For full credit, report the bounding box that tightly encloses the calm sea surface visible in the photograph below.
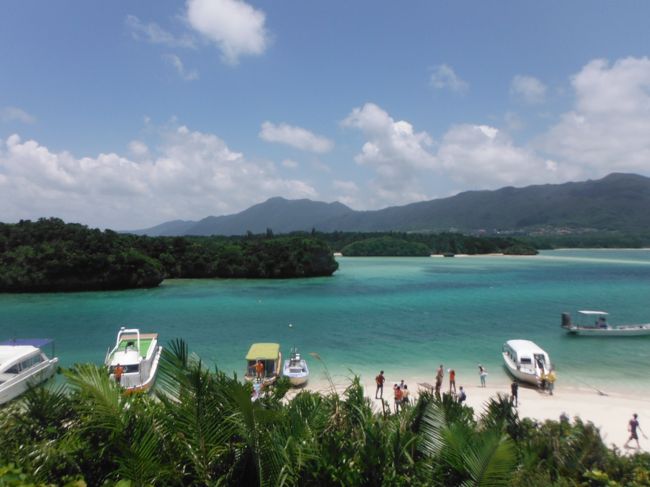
[2,250,649,392]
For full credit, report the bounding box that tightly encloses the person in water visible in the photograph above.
[375,370,385,399]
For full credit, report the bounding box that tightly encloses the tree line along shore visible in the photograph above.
[0,340,649,486]
[4,218,648,293]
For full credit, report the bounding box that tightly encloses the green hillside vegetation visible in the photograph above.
[0,219,338,292]
[341,237,431,256]
[1,341,648,486]
[315,231,538,256]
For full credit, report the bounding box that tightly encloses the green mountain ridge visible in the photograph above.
[133,173,650,236]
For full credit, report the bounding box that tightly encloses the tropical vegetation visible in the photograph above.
[0,219,339,292]
[1,341,648,486]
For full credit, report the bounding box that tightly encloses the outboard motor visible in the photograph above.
[561,312,572,329]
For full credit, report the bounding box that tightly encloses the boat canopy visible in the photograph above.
[578,310,608,315]
[505,339,547,356]
[0,338,54,348]
[246,343,280,361]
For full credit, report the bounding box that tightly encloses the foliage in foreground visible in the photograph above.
[1,341,648,486]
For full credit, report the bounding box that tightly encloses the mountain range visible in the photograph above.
[132,173,650,236]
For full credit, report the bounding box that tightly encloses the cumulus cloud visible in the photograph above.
[0,126,317,229]
[342,103,437,206]
[259,121,333,153]
[163,54,199,80]
[539,57,650,175]
[437,124,564,186]
[511,75,547,104]
[186,0,269,64]
[332,180,359,193]
[430,64,469,93]
[125,15,195,48]
[281,159,298,169]
[1,106,36,124]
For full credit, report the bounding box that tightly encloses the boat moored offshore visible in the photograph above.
[105,327,162,393]
[561,311,650,337]
[0,339,58,405]
[282,347,309,386]
[502,339,552,387]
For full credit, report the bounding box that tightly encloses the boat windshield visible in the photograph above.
[289,367,303,373]
[520,358,532,365]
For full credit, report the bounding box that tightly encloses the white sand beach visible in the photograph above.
[295,374,650,453]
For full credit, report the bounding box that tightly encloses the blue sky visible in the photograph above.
[1,1,650,229]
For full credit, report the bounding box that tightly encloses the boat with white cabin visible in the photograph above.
[282,347,309,386]
[561,311,650,336]
[0,339,58,405]
[502,339,552,386]
[105,327,162,393]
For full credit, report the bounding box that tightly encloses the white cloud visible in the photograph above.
[430,64,469,93]
[128,140,150,159]
[342,102,437,206]
[163,54,199,81]
[0,127,317,229]
[539,57,650,175]
[125,15,195,48]
[510,75,547,104]
[281,159,298,169]
[332,180,359,193]
[186,0,269,64]
[437,124,565,187]
[1,106,36,124]
[259,122,333,153]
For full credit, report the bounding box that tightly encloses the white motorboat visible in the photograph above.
[0,339,58,405]
[282,348,309,386]
[105,327,162,393]
[502,339,552,387]
[561,311,650,337]
[245,343,282,386]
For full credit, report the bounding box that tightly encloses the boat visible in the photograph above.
[0,339,59,405]
[502,339,552,386]
[105,327,162,393]
[561,311,650,336]
[244,343,282,385]
[282,347,309,386]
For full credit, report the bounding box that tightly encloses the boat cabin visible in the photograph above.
[0,339,58,404]
[245,343,281,382]
[503,339,551,374]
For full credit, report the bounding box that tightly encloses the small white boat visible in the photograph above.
[244,343,282,386]
[502,339,552,386]
[282,348,309,386]
[561,311,650,337]
[0,339,58,404]
[105,327,162,393]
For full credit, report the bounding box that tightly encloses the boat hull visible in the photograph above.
[502,352,540,386]
[565,326,650,337]
[0,358,58,405]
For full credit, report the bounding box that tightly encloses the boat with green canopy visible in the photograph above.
[245,343,282,385]
[105,327,162,393]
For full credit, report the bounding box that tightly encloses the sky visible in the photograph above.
[1,1,650,229]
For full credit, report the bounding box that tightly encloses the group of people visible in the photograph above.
[374,371,411,412]
[433,365,466,404]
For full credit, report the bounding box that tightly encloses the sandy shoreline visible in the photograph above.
[288,373,650,452]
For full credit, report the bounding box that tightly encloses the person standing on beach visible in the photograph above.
[478,364,487,387]
[449,369,456,394]
[393,384,403,413]
[375,370,385,399]
[458,386,466,404]
[546,369,556,395]
[624,413,646,449]
[511,380,519,406]
[435,365,444,397]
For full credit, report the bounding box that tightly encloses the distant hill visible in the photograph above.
[132,173,650,236]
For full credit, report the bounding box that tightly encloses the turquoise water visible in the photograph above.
[1,250,649,392]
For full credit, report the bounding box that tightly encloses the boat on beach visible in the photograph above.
[282,347,309,386]
[561,311,650,336]
[245,343,282,385]
[502,339,552,386]
[0,339,59,404]
[105,327,162,393]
